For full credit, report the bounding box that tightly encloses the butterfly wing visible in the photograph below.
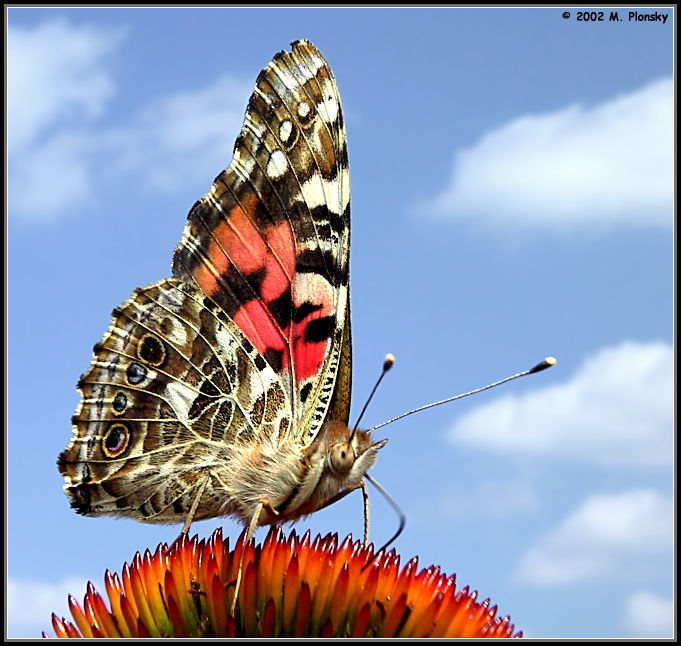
[172,40,352,444]
[59,41,352,524]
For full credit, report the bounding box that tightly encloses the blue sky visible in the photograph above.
[6,6,674,639]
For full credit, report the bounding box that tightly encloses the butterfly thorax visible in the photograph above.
[272,422,386,524]
[216,421,385,527]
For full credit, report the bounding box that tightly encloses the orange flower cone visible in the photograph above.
[46,527,521,638]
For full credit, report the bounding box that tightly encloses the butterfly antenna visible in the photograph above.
[361,473,405,572]
[367,356,556,434]
[350,354,395,442]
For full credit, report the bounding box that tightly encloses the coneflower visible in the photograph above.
[46,527,521,638]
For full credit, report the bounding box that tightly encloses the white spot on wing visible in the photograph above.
[298,102,310,118]
[266,149,288,179]
[214,325,241,358]
[163,317,188,347]
[319,94,338,124]
[298,52,325,81]
[166,381,199,425]
[293,272,335,308]
[157,285,184,310]
[280,120,293,144]
[298,168,349,216]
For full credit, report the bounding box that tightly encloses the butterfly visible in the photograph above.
[58,40,387,551]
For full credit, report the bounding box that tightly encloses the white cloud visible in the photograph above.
[513,489,672,586]
[111,76,251,194]
[7,20,251,222]
[7,576,90,638]
[622,590,674,638]
[418,78,672,232]
[7,20,122,157]
[9,130,97,216]
[7,20,122,221]
[447,341,673,470]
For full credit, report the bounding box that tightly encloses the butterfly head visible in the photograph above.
[304,421,387,498]
[326,427,387,480]
[328,441,355,475]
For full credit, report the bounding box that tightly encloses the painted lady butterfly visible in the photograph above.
[58,40,386,546]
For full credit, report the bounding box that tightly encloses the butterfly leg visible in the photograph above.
[361,480,370,548]
[169,474,210,551]
[230,499,271,616]
[310,481,371,547]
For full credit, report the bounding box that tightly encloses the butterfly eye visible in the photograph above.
[328,442,355,475]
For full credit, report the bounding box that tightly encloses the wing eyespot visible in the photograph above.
[137,333,166,367]
[102,422,131,459]
[112,391,129,415]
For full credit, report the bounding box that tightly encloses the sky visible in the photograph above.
[6,6,674,639]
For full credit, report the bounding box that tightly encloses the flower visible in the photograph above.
[46,527,521,638]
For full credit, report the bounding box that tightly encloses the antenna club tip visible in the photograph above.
[383,354,395,371]
[529,356,557,374]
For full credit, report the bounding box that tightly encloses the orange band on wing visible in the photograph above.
[194,195,266,297]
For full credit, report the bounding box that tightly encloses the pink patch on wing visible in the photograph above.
[231,221,298,375]
[197,203,336,387]
[234,300,290,371]
[290,273,335,382]
[293,328,329,382]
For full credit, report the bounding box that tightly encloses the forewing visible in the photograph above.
[172,40,351,445]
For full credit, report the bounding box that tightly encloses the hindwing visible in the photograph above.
[59,279,291,521]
